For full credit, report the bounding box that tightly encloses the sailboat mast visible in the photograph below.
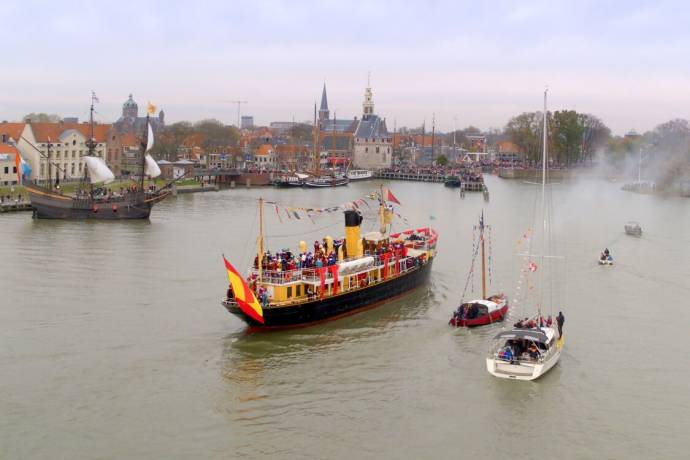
[140,115,149,191]
[87,93,97,196]
[258,196,264,283]
[87,93,96,156]
[539,88,548,316]
[480,215,487,300]
[313,103,319,175]
[379,184,386,234]
[45,139,51,190]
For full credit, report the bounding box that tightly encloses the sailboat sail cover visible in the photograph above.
[146,123,154,152]
[84,156,115,184]
[145,154,161,178]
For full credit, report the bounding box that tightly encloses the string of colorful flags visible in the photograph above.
[263,188,408,225]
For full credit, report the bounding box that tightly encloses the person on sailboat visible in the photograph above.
[528,342,540,360]
[556,311,565,337]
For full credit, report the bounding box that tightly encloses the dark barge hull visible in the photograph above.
[26,185,170,219]
[225,259,434,329]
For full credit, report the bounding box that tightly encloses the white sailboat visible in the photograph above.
[486,89,564,381]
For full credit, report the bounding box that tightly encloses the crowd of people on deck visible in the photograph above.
[497,311,565,363]
[72,184,157,203]
[227,235,423,305]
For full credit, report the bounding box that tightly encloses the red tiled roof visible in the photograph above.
[0,143,19,154]
[0,123,26,142]
[30,122,111,143]
[256,144,273,156]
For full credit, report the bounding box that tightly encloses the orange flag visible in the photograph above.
[223,256,264,324]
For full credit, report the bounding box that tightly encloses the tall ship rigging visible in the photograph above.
[221,188,437,329]
[486,89,565,381]
[24,93,171,219]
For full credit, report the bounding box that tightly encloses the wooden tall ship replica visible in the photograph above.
[25,94,170,219]
[221,190,437,328]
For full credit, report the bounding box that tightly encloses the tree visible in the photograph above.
[436,154,448,166]
[288,123,314,143]
[23,112,61,123]
[193,119,240,150]
[505,112,543,163]
[579,114,610,164]
[551,110,583,166]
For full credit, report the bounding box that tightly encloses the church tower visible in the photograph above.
[362,80,374,120]
[122,94,138,119]
[318,83,329,121]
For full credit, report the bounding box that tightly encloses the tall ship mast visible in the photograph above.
[24,93,171,219]
[221,188,437,328]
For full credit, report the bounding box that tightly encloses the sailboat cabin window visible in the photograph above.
[287,286,292,297]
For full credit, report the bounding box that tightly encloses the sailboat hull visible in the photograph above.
[26,185,170,220]
[486,348,561,381]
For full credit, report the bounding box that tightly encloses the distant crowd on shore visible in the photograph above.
[0,194,27,205]
[380,166,484,183]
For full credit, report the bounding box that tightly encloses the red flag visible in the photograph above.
[387,188,401,205]
[223,256,264,324]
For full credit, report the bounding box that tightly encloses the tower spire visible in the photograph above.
[362,76,374,120]
[319,83,329,121]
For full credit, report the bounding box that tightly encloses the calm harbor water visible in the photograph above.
[1,175,689,459]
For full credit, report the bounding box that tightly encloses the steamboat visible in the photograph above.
[221,190,437,329]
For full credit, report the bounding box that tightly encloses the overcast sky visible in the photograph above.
[2,0,689,134]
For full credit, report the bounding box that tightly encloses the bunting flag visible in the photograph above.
[223,256,264,324]
[386,188,401,205]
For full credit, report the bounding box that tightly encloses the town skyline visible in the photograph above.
[3,1,690,135]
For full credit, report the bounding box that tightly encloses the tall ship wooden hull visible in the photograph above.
[224,255,433,328]
[26,185,170,219]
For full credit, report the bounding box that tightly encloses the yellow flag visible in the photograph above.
[147,101,156,115]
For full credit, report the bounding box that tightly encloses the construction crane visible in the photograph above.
[220,100,248,128]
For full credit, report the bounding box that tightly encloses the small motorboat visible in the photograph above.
[625,221,642,237]
[346,169,373,181]
[444,176,462,188]
[449,295,508,327]
[598,256,614,265]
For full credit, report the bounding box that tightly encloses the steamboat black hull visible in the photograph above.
[224,258,433,329]
[26,186,170,220]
